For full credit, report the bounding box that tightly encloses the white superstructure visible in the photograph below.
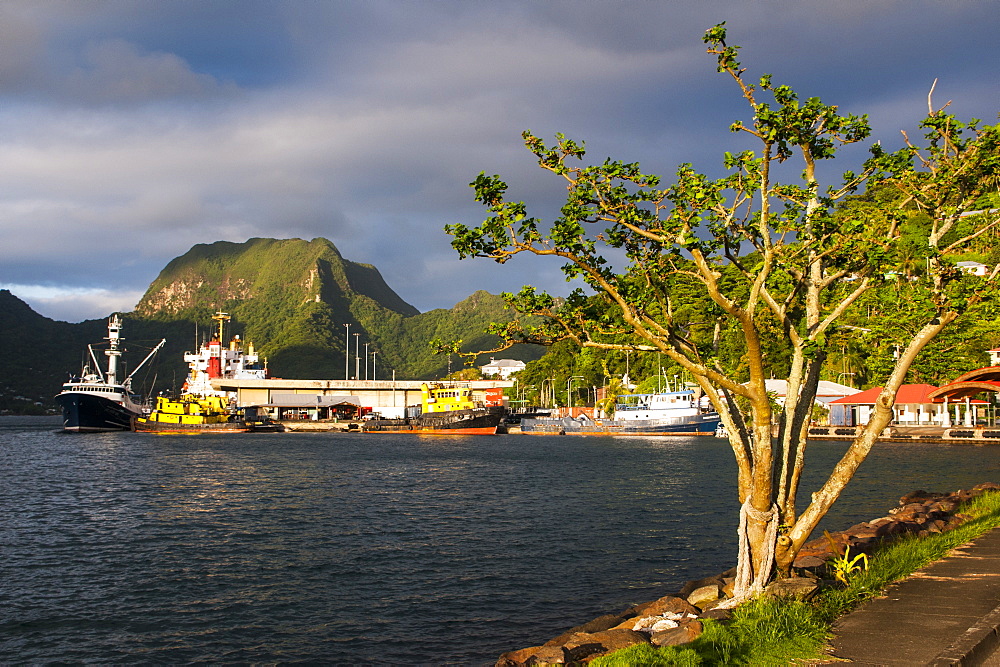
[182,312,268,397]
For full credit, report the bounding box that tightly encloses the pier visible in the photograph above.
[211,377,514,420]
[807,424,1000,444]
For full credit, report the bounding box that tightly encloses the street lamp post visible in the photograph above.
[541,378,555,408]
[353,333,360,379]
[344,323,350,381]
[371,350,377,381]
[364,343,370,380]
[567,375,585,410]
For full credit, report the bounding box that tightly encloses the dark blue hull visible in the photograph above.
[55,392,138,432]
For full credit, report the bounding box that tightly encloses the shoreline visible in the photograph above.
[496,482,1000,666]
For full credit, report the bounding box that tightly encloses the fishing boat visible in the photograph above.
[55,315,165,432]
[362,382,505,435]
[519,390,720,436]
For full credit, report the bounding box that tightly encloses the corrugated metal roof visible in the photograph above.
[258,394,362,408]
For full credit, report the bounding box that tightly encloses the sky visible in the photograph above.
[0,1,997,322]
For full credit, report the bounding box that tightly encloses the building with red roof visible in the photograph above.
[829,383,988,427]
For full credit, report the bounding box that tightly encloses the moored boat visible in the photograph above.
[133,311,278,433]
[520,390,720,435]
[181,311,269,396]
[134,393,273,433]
[363,382,505,435]
[55,315,165,432]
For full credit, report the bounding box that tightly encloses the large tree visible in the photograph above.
[445,24,1000,598]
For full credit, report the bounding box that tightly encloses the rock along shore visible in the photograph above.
[496,482,1000,666]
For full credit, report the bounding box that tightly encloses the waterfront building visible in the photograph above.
[764,379,860,407]
[212,377,513,420]
[480,358,526,380]
[829,383,990,427]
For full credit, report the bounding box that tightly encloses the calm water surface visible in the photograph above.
[3,415,1000,664]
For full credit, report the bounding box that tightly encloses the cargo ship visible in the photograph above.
[519,390,720,435]
[133,311,277,433]
[55,315,165,432]
[362,382,505,435]
[180,311,269,396]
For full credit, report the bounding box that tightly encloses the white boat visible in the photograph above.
[520,390,720,435]
[55,315,165,432]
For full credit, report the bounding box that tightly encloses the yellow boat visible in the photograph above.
[362,382,505,435]
[134,393,266,433]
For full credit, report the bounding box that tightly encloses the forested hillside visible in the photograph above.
[0,238,543,413]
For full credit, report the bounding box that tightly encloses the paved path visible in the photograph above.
[827,527,1000,665]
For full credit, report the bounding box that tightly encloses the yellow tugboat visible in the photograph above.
[133,311,278,433]
[134,393,258,433]
[362,382,505,435]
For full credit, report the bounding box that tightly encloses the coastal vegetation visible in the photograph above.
[589,488,1000,665]
[446,21,1000,591]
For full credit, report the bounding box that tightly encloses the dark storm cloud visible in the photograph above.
[0,0,995,320]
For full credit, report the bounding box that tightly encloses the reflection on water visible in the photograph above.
[2,416,999,663]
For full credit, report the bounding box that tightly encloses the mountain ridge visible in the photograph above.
[0,238,542,413]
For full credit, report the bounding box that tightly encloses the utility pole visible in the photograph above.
[353,333,360,380]
[344,323,350,381]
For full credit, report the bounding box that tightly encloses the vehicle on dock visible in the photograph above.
[520,390,720,436]
[362,382,505,435]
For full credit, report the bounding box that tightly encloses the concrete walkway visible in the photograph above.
[827,526,1000,665]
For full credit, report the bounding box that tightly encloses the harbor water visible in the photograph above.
[3,415,1000,664]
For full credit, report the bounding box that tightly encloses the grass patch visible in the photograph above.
[592,489,1000,666]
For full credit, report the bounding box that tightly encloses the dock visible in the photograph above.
[807,424,1000,445]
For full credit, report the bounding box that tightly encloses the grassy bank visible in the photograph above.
[592,490,1000,666]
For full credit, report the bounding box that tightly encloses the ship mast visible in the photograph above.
[207,311,231,380]
[213,311,230,342]
[104,314,123,386]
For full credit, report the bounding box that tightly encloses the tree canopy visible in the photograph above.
[445,23,1000,593]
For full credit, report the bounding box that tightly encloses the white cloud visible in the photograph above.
[0,284,143,322]
[0,1,996,323]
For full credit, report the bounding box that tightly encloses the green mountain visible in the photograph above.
[0,237,542,413]
[134,237,540,379]
[0,290,189,414]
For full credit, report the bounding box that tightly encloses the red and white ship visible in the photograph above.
[181,311,269,397]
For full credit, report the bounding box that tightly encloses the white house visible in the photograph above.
[956,261,989,276]
[480,358,526,380]
[763,379,861,406]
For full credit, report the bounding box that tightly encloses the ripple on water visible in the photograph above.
[3,418,1000,663]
